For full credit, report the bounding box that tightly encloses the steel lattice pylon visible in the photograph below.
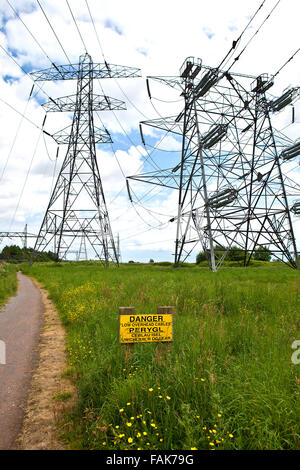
[128,57,300,270]
[31,53,140,265]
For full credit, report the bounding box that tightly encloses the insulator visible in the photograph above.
[281,141,300,160]
[251,74,274,94]
[194,69,219,98]
[181,60,193,78]
[126,179,132,202]
[242,123,252,133]
[29,84,35,98]
[139,124,145,145]
[190,65,202,80]
[180,57,202,80]
[291,201,300,215]
[105,61,111,74]
[201,124,228,149]
[172,164,180,173]
[269,88,299,112]
[146,78,152,99]
[207,187,237,209]
[175,111,184,122]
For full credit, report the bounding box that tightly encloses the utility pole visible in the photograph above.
[31,53,140,266]
[128,57,300,270]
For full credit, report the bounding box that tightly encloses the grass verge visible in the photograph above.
[20,262,300,450]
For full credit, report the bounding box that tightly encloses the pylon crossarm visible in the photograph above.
[30,62,141,81]
[43,94,126,112]
[52,125,112,144]
[141,116,184,136]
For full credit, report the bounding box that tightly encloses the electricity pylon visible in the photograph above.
[0,224,35,249]
[31,53,140,265]
[128,57,300,270]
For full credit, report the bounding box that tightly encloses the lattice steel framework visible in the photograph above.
[31,53,140,265]
[128,57,300,270]
[0,224,35,249]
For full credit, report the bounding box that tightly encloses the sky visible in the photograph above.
[0,0,300,263]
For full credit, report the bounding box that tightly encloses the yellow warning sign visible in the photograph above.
[119,314,173,344]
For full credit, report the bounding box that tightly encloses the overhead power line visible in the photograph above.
[274,47,300,78]
[226,0,282,72]
[36,0,72,65]
[65,0,87,52]
[218,0,268,69]
[6,0,53,63]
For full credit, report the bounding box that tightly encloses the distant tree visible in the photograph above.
[227,245,246,261]
[253,245,271,261]
[196,251,206,264]
[149,259,154,263]
[128,260,134,263]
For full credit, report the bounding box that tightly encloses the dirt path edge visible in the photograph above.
[13,277,76,450]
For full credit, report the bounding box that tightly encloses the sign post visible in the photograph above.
[119,306,135,361]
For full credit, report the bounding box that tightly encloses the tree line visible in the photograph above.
[0,245,57,262]
[196,245,271,264]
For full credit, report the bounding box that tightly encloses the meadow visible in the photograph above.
[21,261,300,450]
[0,262,17,307]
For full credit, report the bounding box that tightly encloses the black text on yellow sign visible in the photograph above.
[119,314,173,344]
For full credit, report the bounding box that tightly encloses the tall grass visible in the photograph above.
[0,262,17,308]
[21,262,300,450]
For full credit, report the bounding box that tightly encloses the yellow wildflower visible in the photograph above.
[128,437,133,443]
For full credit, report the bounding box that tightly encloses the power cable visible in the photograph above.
[0,43,52,101]
[65,0,87,52]
[8,128,43,231]
[36,0,72,65]
[0,82,44,183]
[226,0,282,73]
[218,0,267,70]
[6,0,53,63]
[273,47,300,78]
[0,95,51,134]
